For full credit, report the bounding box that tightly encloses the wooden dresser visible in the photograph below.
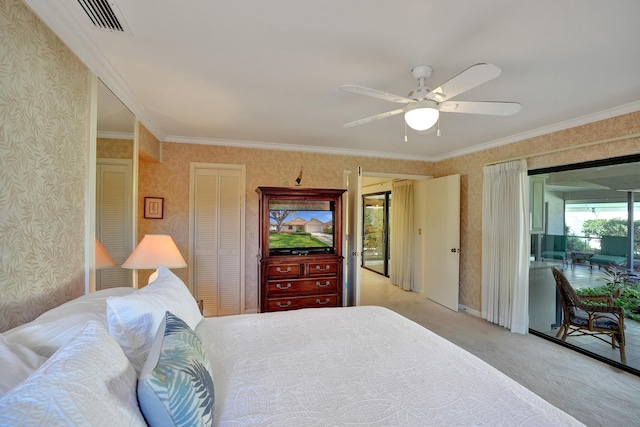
[257,187,345,312]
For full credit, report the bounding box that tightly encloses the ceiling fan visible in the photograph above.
[340,63,521,132]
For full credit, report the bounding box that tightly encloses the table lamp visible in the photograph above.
[122,234,187,284]
[95,238,117,269]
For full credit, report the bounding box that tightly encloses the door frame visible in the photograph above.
[344,170,433,306]
[361,191,391,277]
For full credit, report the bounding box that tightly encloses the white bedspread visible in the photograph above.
[196,306,583,426]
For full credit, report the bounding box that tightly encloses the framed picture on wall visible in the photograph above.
[144,197,164,219]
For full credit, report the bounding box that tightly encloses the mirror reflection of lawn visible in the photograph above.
[269,233,328,248]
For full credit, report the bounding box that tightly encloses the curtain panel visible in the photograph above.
[481,160,530,334]
[390,180,414,291]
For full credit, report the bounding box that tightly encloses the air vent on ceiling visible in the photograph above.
[77,0,127,32]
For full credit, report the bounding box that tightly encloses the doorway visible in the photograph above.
[362,192,391,276]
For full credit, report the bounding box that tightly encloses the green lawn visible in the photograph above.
[269,232,328,248]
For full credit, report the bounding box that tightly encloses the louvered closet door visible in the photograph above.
[192,167,243,316]
[96,160,132,289]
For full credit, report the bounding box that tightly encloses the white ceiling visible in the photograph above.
[24,0,640,161]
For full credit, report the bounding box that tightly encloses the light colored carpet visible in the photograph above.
[360,269,640,427]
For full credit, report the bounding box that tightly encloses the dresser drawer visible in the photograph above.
[267,278,338,296]
[307,262,338,276]
[266,263,300,277]
[266,294,338,311]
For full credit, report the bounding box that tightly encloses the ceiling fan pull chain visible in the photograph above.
[404,120,408,143]
[437,119,441,137]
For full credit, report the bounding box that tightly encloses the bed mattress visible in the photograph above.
[196,305,583,426]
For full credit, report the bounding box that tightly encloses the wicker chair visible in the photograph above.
[550,267,626,363]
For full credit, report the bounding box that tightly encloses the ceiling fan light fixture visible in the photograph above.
[404,100,439,131]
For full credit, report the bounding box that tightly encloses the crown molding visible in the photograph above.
[97,131,134,140]
[432,100,640,162]
[164,135,437,162]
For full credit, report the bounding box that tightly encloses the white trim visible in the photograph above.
[86,73,98,294]
[166,99,640,162]
[433,100,640,162]
[97,131,134,140]
[167,136,435,162]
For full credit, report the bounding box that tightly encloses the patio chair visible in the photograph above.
[550,267,626,363]
[589,235,627,271]
[541,234,568,266]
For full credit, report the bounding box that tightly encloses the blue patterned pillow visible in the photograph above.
[137,311,214,427]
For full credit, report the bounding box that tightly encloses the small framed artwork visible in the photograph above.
[144,197,164,219]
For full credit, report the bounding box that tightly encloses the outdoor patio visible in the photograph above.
[535,261,640,371]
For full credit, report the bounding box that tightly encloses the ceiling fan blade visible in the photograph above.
[426,63,501,102]
[340,85,413,104]
[343,108,405,128]
[440,100,522,115]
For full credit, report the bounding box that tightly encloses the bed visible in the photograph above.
[0,267,583,426]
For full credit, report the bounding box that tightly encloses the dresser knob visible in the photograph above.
[315,298,330,305]
[315,281,330,287]
[276,266,292,273]
[276,283,292,289]
[276,301,292,308]
[315,265,331,271]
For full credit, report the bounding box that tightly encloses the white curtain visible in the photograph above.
[481,160,530,334]
[390,180,414,291]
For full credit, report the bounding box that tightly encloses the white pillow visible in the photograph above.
[0,334,47,397]
[2,287,136,357]
[0,321,147,427]
[107,266,203,373]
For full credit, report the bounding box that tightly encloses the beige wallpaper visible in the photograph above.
[138,144,432,310]
[0,0,90,332]
[97,137,133,159]
[138,122,161,162]
[434,111,640,312]
[138,112,640,314]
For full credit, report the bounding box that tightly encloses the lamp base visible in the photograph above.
[148,269,159,284]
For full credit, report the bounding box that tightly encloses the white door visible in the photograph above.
[190,164,245,316]
[96,159,132,289]
[344,167,362,306]
[423,174,460,311]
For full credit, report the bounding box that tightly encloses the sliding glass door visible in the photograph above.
[362,192,391,276]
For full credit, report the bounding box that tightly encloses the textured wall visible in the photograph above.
[97,137,133,159]
[0,0,90,332]
[138,143,432,310]
[138,122,161,162]
[433,111,640,312]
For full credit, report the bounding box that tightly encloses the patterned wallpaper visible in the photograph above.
[0,0,90,332]
[434,111,640,312]
[97,137,133,159]
[138,122,161,162]
[138,144,432,311]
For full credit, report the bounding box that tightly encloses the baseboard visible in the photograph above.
[458,304,481,317]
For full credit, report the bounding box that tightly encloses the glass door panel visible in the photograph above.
[362,192,390,275]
